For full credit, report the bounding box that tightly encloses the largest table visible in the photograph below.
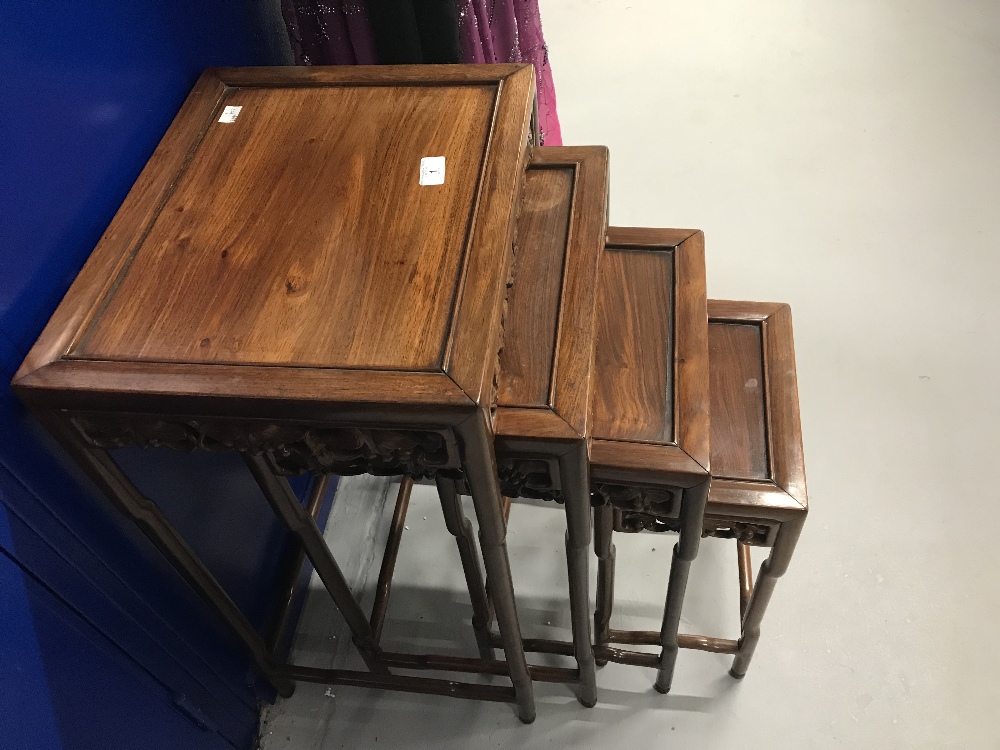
[13,64,540,722]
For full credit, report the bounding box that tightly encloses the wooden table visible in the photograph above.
[13,65,541,722]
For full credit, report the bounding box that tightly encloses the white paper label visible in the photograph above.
[419,156,446,186]
[218,105,243,123]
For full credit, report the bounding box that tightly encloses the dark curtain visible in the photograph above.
[280,0,562,144]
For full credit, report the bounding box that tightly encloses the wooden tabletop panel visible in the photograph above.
[706,300,807,513]
[493,146,609,439]
[707,321,768,480]
[15,65,536,414]
[74,84,495,370]
[591,247,675,443]
[589,228,710,485]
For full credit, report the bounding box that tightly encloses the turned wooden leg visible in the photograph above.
[369,477,413,644]
[242,454,388,675]
[730,515,805,678]
[267,474,329,653]
[457,412,536,724]
[39,412,294,697]
[655,479,710,694]
[435,476,495,660]
[593,502,615,667]
[560,445,598,707]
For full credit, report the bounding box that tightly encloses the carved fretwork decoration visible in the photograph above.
[703,518,773,546]
[69,413,457,478]
[612,509,775,545]
[592,483,679,517]
[614,510,678,534]
[497,457,563,502]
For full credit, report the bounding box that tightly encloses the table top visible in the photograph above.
[14,65,536,422]
[706,300,807,515]
[495,146,609,442]
[589,227,710,487]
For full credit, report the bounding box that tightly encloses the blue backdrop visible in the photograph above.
[0,3,329,749]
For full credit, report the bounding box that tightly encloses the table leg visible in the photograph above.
[730,515,805,678]
[242,454,388,675]
[40,412,294,697]
[559,445,598,707]
[435,477,495,660]
[593,502,615,666]
[369,477,413,644]
[457,412,536,724]
[655,478,710,693]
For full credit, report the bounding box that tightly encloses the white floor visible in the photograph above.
[260,1,1000,747]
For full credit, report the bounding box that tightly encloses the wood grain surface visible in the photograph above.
[589,228,709,483]
[498,166,573,407]
[495,146,608,437]
[706,299,807,508]
[74,84,496,370]
[708,322,768,480]
[15,64,536,414]
[591,247,674,443]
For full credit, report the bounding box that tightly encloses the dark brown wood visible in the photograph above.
[591,247,675,443]
[456,411,535,723]
[593,502,615,665]
[268,474,329,652]
[488,632,576,657]
[442,146,608,707]
[435,477,495,660]
[75,87,494,370]
[381,651,578,684]
[737,541,753,620]
[594,646,660,669]
[655,479,709,693]
[243,454,388,675]
[279,664,516,704]
[597,300,807,681]
[562,444,598,706]
[607,630,738,655]
[498,165,574,407]
[370,477,413,644]
[709,323,767,479]
[731,516,805,676]
[496,147,608,707]
[213,63,534,87]
[706,300,807,505]
[607,629,659,645]
[13,65,540,717]
[15,64,535,417]
[496,146,609,436]
[679,634,739,655]
[589,227,711,694]
[590,228,709,486]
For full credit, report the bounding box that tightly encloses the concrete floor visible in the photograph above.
[260,1,1000,747]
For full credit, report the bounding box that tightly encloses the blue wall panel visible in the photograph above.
[0,2,322,748]
[1,546,239,750]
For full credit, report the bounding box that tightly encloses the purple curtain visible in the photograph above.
[281,0,378,65]
[455,0,561,146]
[280,0,562,145]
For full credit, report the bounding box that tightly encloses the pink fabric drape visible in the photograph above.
[455,0,562,145]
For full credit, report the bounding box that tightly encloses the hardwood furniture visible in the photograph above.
[439,145,609,706]
[599,300,807,679]
[470,227,711,694]
[588,228,710,693]
[12,64,544,723]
